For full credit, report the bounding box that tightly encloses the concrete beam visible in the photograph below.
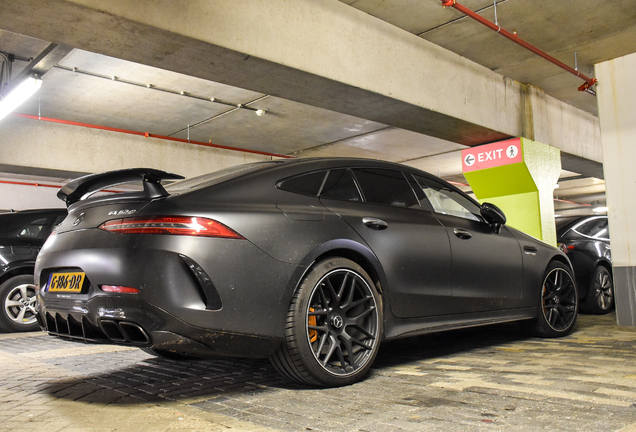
[0,0,601,161]
[0,0,520,147]
[0,115,269,180]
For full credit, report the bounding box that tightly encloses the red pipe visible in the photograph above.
[11,113,295,159]
[0,180,60,189]
[440,0,597,92]
[0,179,121,193]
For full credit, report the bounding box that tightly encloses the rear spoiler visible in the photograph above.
[58,168,185,206]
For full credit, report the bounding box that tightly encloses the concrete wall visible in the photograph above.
[0,115,271,210]
[0,182,65,211]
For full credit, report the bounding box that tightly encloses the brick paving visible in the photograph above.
[1,313,636,431]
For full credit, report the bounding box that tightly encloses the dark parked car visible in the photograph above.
[557,215,613,314]
[0,208,66,332]
[35,159,578,387]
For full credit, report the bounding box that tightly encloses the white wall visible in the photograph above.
[0,182,65,211]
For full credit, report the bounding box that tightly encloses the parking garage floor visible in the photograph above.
[1,313,636,432]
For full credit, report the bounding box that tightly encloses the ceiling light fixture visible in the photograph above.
[0,76,43,121]
[255,109,266,116]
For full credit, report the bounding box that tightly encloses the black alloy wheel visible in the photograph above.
[582,266,614,315]
[270,257,382,387]
[0,275,41,333]
[533,261,578,337]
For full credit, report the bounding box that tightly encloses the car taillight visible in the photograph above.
[100,285,140,294]
[99,216,244,239]
[558,243,575,254]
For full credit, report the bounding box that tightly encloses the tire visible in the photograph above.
[532,261,578,338]
[0,275,41,333]
[270,257,382,387]
[581,265,614,315]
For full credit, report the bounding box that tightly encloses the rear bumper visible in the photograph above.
[35,229,300,358]
[37,294,282,358]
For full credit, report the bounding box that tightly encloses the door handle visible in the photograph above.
[453,228,472,240]
[524,246,538,256]
[362,217,388,230]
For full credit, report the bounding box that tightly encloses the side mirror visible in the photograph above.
[481,202,506,233]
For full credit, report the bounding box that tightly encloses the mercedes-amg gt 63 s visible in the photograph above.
[35,158,578,387]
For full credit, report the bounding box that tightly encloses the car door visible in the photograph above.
[412,174,524,313]
[318,168,454,318]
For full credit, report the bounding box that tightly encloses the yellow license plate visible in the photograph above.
[47,272,86,293]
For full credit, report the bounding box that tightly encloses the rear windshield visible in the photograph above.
[165,162,275,194]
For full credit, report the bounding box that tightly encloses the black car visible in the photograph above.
[557,215,613,314]
[35,159,578,387]
[0,208,67,332]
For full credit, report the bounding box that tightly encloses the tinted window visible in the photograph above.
[320,169,362,202]
[17,218,49,239]
[413,175,482,221]
[0,213,62,240]
[352,168,419,208]
[574,217,609,240]
[277,171,327,196]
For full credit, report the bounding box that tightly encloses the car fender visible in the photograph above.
[285,238,390,306]
[0,260,36,284]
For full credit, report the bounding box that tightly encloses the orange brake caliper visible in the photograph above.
[308,307,317,343]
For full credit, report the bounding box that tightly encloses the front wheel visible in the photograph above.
[270,258,382,387]
[0,275,41,333]
[532,261,578,338]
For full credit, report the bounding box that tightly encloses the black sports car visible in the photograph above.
[35,158,578,387]
[557,215,613,314]
[0,208,66,332]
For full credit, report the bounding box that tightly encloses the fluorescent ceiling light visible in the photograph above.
[593,205,608,213]
[0,76,43,121]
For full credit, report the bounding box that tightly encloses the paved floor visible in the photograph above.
[1,313,636,431]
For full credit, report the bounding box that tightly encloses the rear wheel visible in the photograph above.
[532,261,578,337]
[0,275,40,333]
[270,257,382,387]
[581,265,614,315]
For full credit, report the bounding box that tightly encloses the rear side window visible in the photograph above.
[573,217,610,240]
[276,171,327,196]
[320,169,362,202]
[352,168,419,208]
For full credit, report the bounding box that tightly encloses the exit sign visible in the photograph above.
[462,138,523,172]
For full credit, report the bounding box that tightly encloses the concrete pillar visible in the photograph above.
[462,138,561,246]
[595,52,636,326]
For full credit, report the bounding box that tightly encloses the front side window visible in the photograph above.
[413,175,482,222]
[352,168,419,209]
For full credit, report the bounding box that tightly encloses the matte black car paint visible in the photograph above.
[35,158,575,384]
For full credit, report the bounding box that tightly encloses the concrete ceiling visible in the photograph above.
[2,0,636,216]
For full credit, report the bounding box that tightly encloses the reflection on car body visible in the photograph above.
[35,158,577,387]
